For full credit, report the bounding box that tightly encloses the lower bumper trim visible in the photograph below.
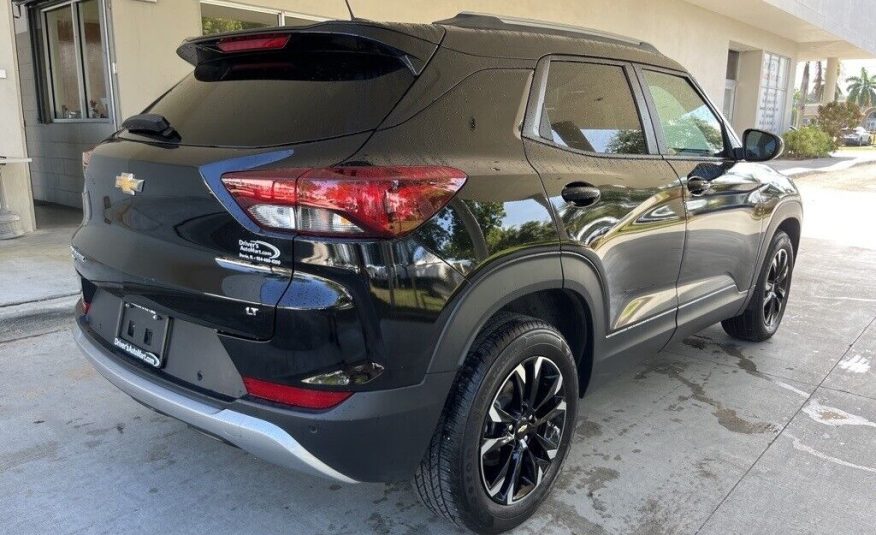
[74,324,357,484]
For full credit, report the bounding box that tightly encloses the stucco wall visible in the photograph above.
[1,2,35,231]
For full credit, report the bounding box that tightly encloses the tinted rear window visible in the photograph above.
[128,36,415,147]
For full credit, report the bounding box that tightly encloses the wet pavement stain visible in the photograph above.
[695,459,718,481]
[715,408,775,434]
[523,498,610,535]
[685,336,763,377]
[582,467,620,513]
[635,360,777,435]
[576,415,603,439]
[0,441,59,472]
[629,497,673,535]
[683,338,708,351]
[717,342,760,375]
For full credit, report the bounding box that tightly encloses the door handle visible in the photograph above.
[687,176,711,196]
[561,183,601,207]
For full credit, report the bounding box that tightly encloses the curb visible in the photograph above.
[774,157,876,178]
[0,294,79,344]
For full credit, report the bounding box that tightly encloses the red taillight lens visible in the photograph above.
[242,377,352,410]
[221,166,467,238]
[216,34,290,53]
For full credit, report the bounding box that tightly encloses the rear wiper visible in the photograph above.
[122,113,180,141]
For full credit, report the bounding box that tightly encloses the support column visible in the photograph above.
[0,2,35,235]
[823,57,840,103]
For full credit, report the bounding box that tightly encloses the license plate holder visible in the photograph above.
[113,302,171,368]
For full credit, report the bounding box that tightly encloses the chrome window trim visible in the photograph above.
[522,54,663,160]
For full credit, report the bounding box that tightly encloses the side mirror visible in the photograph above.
[742,128,783,162]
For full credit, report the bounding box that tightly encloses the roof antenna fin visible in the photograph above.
[344,0,356,20]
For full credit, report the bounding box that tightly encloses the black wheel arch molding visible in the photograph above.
[738,197,803,314]
[424,246,606,398]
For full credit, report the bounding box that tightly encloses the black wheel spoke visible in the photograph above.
[511,364,527,412]
[484,447,514,498]
[534,369,562,412]
[504,449,526,505]
[527,358,544,409]
[536,398,567,427]
[488,402,515,425]
[481,435,511,457]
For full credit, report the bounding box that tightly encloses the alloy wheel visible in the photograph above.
[763,248,790,328]
[479,356,567,505]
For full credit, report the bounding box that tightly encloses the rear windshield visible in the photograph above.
[127,35,416,147]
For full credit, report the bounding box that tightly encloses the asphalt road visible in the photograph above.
[1,166,875,534]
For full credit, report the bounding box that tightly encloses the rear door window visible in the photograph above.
[539,61,647,155]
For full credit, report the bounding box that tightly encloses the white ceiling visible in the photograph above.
[684,0,876,58]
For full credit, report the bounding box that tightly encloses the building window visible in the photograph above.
[42,0,110,121]
[757,52,790,133]
[200,1,329,35]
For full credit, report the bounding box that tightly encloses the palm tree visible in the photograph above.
[796,62,810,126]
[812,61,824,102]
[847,67,876,108]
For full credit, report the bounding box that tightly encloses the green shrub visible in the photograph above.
[783,126,834,158]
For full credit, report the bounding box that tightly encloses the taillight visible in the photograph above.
[221,166,467,238]
[242,376,352,410]
[216,34,290,53]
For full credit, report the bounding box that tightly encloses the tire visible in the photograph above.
[414,313,578,534]
[722,230,795,342]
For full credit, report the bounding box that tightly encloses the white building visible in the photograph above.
[2,0,875,233]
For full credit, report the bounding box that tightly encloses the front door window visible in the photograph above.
[642,70,725,157]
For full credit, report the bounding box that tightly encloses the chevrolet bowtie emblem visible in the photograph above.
[115,173,144,195]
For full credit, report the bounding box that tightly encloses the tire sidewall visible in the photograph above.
[456,326,578,532]
[755,232,795,335]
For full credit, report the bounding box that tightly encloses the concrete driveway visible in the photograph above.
[2,167,875,534]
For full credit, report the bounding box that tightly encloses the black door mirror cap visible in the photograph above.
[741,128,784,162]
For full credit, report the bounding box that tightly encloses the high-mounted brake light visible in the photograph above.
[216,34,290,53]
[221,166,467,238]
[242,376,352,410]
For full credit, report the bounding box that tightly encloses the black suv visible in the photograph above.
[73,13,801,533]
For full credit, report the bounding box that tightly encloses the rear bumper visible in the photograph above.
[74,318,455,482]
[75,323,356,483]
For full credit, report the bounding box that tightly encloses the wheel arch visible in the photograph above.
[762,199,803,265]
[738,199,803,312]
[426,249,606,398]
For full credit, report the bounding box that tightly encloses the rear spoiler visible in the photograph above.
[177,21,444,75]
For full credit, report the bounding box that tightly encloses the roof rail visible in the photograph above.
[433,12,658,52]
